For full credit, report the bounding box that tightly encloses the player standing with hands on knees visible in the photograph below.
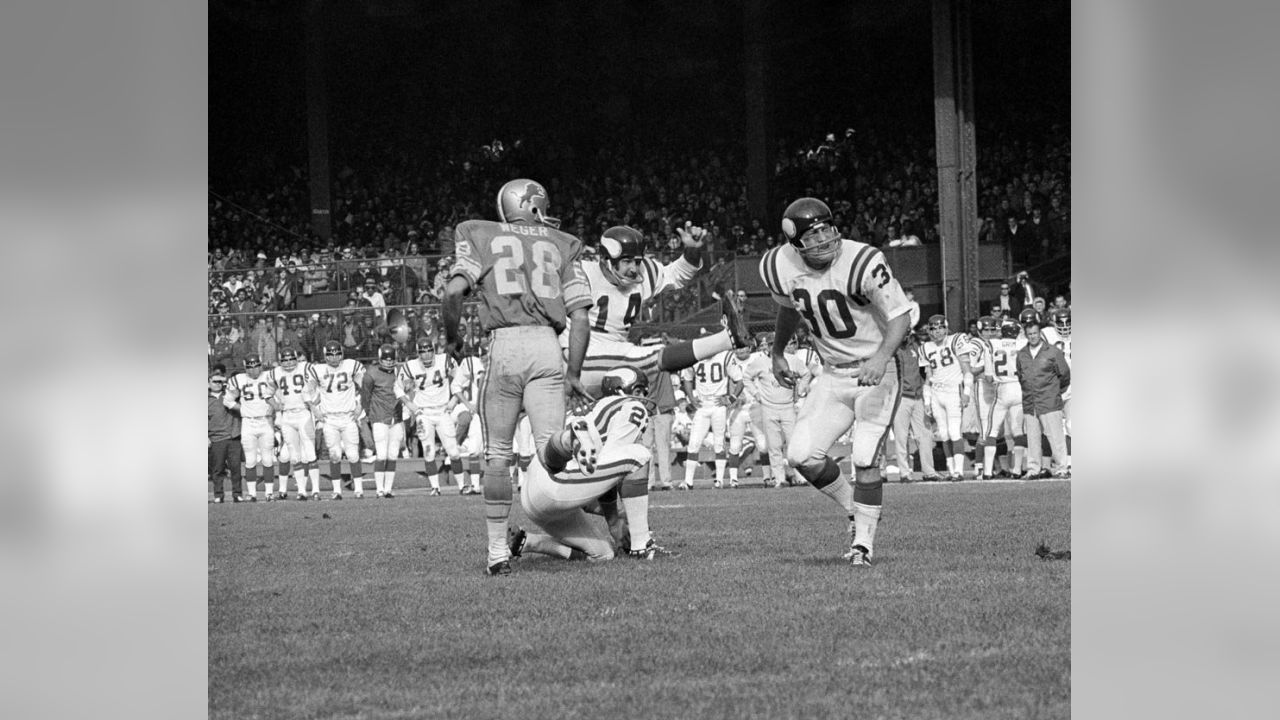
[760,198,912,565]
[442,178,596,576]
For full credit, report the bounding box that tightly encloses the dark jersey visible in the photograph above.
[450,219,593,334]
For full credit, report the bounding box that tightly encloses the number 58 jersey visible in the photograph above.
[759,239,911,366]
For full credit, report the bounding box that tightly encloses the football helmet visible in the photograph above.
[1018,308,1040,327]
[926,314,948,343]
[496,179,560,228]
[1000,321,1021,339]
[598,226,646,287]
[323,340,343,367]
[279,347,299,371]
[600,366,649,398]
[377,344,397,370]
[244,353,263,375]
[781,197,841,269]
[1053,308,1071,336]
[976,315,999,339]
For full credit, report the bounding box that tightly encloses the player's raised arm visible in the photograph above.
[652,223,708,293]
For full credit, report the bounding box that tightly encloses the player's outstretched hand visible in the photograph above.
[857,355,889,386]
[566,374,596,411]
[772,354,797,389]
[676,221,708,249]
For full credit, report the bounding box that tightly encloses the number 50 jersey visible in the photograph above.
[759,239,912,366]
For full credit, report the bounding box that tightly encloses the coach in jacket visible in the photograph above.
[1015,317,1071,479]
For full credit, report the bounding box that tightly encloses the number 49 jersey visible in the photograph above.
[271,361,313,411]
[583,255,699,342]
[450,219,593,334]
[760,239,912,366]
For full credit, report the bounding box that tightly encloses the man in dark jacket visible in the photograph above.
[208,369,244,502]
[1015,317,1071,479]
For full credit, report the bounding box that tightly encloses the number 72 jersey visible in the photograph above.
[759,239,912,366]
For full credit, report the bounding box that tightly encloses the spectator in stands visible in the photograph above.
[995,281,1016,316]
[311,313,338,360]
[1009,271,1040,317]
[361,277,386,321]
[231,288,254,315]
[277,263,301,310]
[339,311,366,355]
[210,319,246,371]
[273,315,303,358]
[248,316,278,367]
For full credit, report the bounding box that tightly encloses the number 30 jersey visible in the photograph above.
[307,359,364,415]
[450,219,593,334]
[759,239,912,366]
[583,255,699,343]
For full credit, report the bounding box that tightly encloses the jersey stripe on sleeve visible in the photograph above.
[846,245,877,298]
[642,257,658,294]
[759,247,781,296]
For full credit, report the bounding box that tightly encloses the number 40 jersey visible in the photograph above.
[759,239,912,366]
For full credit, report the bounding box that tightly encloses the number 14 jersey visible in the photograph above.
[759,240,911,366]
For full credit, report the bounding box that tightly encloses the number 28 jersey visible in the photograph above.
[759,240,912,366]
[450,219,593,334]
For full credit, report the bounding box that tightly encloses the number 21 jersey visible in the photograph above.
[759,239,911,366]
[450,219,593,334]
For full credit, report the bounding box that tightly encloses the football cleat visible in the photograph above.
[719,289,752,349]
[920,474,944,483]
[244,495,258,503]
[729,480,740,489]
[383,491,395,499]
[264,495,275,503]
[212,497,223,504]
[567,418,602,474]
[277,491,288,501]
[330,493,342,501]
[627,539,674,560]
[678,482,694,491]
[353,492,364,499]
[847,544,873,566]
[429,488,441,496]
[485,559,513,576]
[948,473,965,483]
[1053,469,1072,480]
[508,527,527,559]
[232,495,244,503]
[295,494,308,501]
[310,492,321,501]
[712,480,723,489]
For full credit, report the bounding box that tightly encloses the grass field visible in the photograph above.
[209,478,1070,720]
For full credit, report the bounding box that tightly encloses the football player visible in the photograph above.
[272,347,321,500]
[508,366,667,562]
[224,354,277,501]
[449,349,487,495]
[724,346,757,488]
[306,341,366,500]
[921,314,978,481]
[1040,307,1072,465]
[759,197,912,565]
[396,337,463,496]
[442,178,594,576]
[679,346,742,489]
[741,336,808,487]
[982,320,1029,477]
[578,225,751,396]
[361,344,404,498]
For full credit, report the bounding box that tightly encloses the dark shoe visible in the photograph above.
[920,474,944,483]
[719,289,752,349]
[627,538,675,560]
[508,527,527,559]
[486,560,512,576]
[846,544,873,567]
[212,497,224,504]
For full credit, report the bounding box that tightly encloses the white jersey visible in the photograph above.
[226,371,276,418]
[398,354,456,410]
[449,355,486,405]
[579,394,650,447]
[271,362,312,411]
[742,352,806,408]
[307,359,364,415]
[583,255,699,342]
[760,239,911,366]
[984,337,1027,384]
[1041,327,1072,366]
[682,350,741,404]
[922,333,977,388]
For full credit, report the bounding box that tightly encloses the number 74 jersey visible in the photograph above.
[759,239,912,365]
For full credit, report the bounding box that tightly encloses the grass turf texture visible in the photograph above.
[210,481,1070,719]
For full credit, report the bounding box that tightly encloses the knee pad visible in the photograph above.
[450,457,464,475]
[795,456,841,488]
